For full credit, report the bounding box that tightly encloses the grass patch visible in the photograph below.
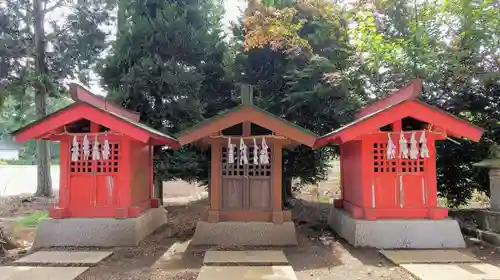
[16,211,48,228]
[319,195,331,203]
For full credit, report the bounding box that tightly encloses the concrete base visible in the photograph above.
[33,207,167,248]
[191,221,297,246]
[328,207,466,249]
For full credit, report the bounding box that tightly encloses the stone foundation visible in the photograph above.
[328,207,465,249]
[33,207,167,248]
[191,221,297,246]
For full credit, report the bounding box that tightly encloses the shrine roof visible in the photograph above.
[314,83,484,148]
[11,84,179,148]
[69,82,141,121]
[177,104,318,147]
[355,79,422,119]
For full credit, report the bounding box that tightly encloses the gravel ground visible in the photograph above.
[0,195,56,217]
[0,189,493,280]
[72,198,414,280]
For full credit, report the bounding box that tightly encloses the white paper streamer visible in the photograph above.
[92,135,101,160]
[260,137,270,165]
[227,137,235,164]
[386,133,396,160]
[102,139,111,160]
[419,131,430,158]
[409,132,419,159]
[239,138,248,165]
[399,132,409,159]
[71,136,79,162]
[253,138,259,165]
[82,135,90,160]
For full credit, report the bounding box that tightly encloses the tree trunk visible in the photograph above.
[117,0,128,37]
[283,178,293,207]
[33,0,53,197]
[154,176,164,205]
[0,227,18,257]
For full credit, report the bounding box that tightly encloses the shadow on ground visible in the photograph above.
[76,200,209,280]
[75,197,412,280]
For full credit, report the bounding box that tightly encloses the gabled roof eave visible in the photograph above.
[177,105,318,147]
[315,99,484,148]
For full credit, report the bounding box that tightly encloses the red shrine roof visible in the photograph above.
[69,82,140,121]
[12,83,180,148]
[355,79,422,119]
[314,79,484,148]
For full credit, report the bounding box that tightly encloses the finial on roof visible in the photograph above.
[241,84,253,105]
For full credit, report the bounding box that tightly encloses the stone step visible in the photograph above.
[196,266,297,280]
[0,266,89,280]
[401,263,500,280]
[380,249,479,264]
[203,250,288,266]
[13,251,113,266]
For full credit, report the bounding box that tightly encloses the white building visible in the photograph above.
[0,139,21,160]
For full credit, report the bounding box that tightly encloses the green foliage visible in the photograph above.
[0,0,110,166]
[16,211,49,228]
[348,0,500,206]
[0,0,494,206]
[234,0,361,187]
[101,0,231,184]
[0,93,71,162]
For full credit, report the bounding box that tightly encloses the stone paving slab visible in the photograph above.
[197,266,297,280]
[401,263,500,280]
[203,250,288,266]
[0,266,88,280]
[380,249,479,264]
[14,251,113,266]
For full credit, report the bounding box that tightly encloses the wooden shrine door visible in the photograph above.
[68,137,119,216]
[372,138,427,209]
[220,145,272,211]
[398,155,426,209]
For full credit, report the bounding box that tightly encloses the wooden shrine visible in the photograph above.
[11,83,179,247]
[179,85,316,246]
[315,79,484,248]
[178,85,316,225]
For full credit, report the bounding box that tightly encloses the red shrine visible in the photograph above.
[315,79,484,221]
[12,83,180,220]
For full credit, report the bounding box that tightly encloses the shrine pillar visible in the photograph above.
[272,143,283,223]
[208,142,221,222]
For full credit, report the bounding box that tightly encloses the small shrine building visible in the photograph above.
[178,85,317,246]
[12,83,179,247]
[314,79,484,248]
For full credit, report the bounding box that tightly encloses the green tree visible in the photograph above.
[233,0,363,199]
[100,0,232,188]
[0,0,110,196]
[348,0,500,206]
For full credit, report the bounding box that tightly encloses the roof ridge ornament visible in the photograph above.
[241,84,254,106]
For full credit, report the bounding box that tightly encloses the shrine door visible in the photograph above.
[372,139,427,209]
[68,138,119,215]
[220,145,272,211]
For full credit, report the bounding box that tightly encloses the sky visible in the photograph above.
[223,0,246,28]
